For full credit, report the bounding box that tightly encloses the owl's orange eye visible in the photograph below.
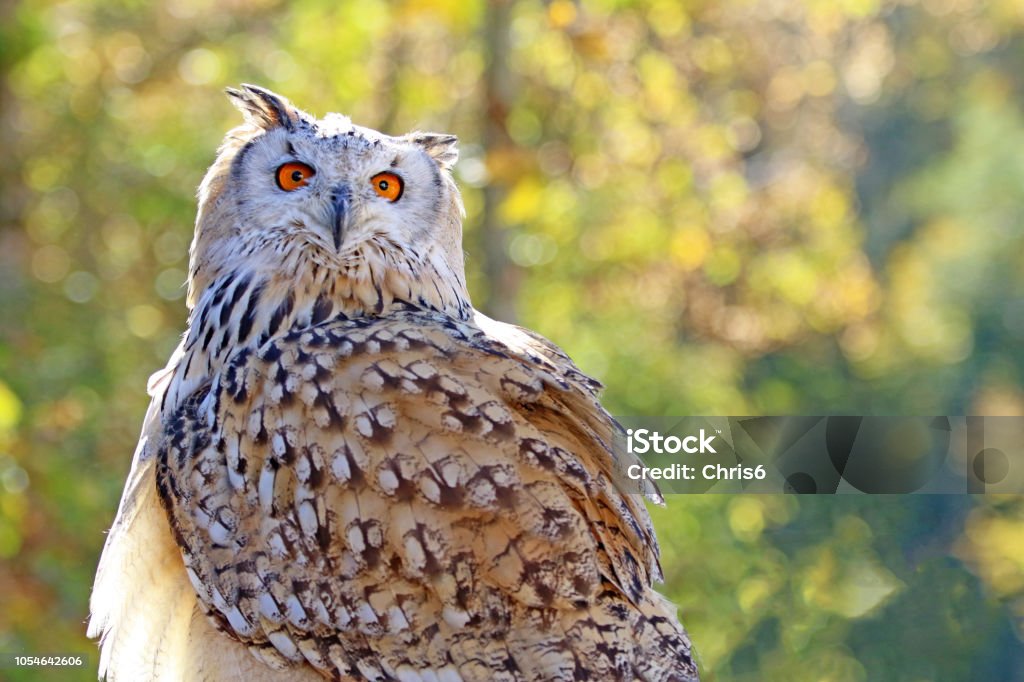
[276,162,316,191]
[371,172,404,202]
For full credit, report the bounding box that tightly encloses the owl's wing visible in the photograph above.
[90,358,325,682]
[156,309,695,681]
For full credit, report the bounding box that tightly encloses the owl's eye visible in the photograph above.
[276,162,316,191]
[370,172,404,202]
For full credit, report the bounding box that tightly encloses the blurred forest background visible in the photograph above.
[2,0,1024,679]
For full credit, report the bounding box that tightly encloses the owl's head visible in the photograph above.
[188,85,468,318]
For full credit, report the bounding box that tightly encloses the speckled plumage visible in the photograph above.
[89,85,698,681]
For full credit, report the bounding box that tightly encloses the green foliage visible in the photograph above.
[1,0,1023,679]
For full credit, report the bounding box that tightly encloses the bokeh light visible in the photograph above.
[2,0,1024,679]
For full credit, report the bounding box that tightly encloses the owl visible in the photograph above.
[88,85,699,682]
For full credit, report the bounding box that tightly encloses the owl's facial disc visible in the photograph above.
[233,121,443,261]
[193,85,464,307]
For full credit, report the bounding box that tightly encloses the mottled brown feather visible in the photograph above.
[154,311,697,681]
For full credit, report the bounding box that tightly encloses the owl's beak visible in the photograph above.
[329,186,351,251]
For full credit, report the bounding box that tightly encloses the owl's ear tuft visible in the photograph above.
[226,84,299,132]
[408,133,459,171]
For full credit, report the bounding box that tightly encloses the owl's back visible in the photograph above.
[136,308,697,681]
